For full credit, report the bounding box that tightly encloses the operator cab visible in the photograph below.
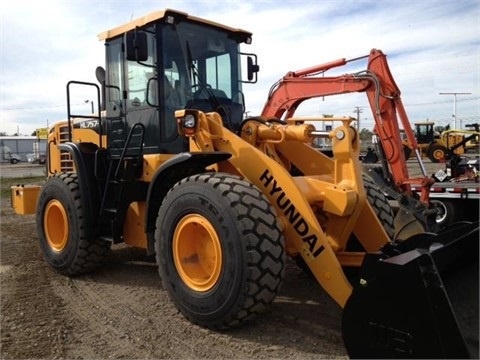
[414,122,436,144]
[97,9,259,156]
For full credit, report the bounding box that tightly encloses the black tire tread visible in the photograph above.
[37,172,109,276]
[362,173,395,239]
[428,143,447,163]
[157,173,285,329]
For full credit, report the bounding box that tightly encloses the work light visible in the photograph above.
[176,110,198,136]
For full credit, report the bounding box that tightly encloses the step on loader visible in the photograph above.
[11,9,478,358]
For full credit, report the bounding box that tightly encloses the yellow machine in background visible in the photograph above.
[403,121,479,162]
[11,9,478,358]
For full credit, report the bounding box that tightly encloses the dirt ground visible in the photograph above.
[0,159,473,359]
[0,197,348,360]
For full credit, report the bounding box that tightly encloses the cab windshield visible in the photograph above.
[104,18,247,154]
[160,21,245,130]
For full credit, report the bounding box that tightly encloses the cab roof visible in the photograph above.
[98,8,252,42]
[415,121,436,125]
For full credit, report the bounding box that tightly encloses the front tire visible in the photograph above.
[403,144,412,161]
[362,173,395,239]
[155,173,285,329]
[36,172,110,276]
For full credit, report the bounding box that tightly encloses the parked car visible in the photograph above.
[27,153,46,164]
[1,145,22,164]
[3,152,22,164]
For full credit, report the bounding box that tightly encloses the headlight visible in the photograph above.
[183,114,196,128]
[175,110,199,136]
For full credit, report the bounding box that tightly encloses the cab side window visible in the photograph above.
[126,31,156,109]
[105,39,123,116]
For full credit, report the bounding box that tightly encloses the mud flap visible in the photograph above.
[342,221,479,359]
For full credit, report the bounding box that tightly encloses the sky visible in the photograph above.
[0,0,478,136]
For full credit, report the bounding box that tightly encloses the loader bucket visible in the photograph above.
[342,221,479,359]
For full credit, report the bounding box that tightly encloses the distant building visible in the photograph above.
[0,136,47,162]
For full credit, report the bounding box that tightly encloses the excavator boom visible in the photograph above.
[261,49,432,204]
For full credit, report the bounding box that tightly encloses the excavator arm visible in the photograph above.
[261,49,433,205]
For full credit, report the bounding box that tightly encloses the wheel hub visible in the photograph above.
[44,199,69,252]
[173,214,222,292]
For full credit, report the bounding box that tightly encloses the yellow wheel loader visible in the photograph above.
[11,9,478,358]
[403,121,479,163]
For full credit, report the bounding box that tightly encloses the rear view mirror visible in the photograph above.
[240,52,259,83]
[126,30,148,62]
[247,56,259,82]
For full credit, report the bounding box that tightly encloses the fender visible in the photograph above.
[144,151,232,254]
[57,142,100,238]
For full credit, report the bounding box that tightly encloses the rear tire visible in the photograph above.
[155,172,285,329]
[36,172,110,276]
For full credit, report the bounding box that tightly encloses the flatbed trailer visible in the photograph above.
[410,181,480,227]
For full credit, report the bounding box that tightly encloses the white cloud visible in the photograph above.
[1,0,478,135]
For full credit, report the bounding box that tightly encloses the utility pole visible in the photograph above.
[353,106,363,131]
[439,92,471,129]
[85,99,94,114]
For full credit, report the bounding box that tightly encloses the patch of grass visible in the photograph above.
[0,176,45,200]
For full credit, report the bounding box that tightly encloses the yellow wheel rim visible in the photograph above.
[44,199,69,252]
[432,149,444,160]
[173,214,222,292]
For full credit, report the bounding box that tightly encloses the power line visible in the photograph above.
[404,96,478,107]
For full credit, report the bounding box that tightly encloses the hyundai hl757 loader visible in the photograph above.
[11,9,478,358]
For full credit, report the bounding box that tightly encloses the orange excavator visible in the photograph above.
[260,49,438,233]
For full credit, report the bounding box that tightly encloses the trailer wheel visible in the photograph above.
[36,172,110,276]
[428,144,447,163]
[430,199,463,228]
[155,172,285,329]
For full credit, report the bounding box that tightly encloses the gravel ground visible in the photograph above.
[1,197,347,359]
[0,158,475,359]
